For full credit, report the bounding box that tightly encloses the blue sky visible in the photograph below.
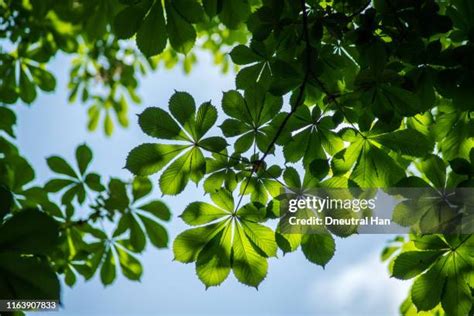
[16,52,409,316]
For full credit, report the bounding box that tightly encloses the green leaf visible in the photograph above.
[173,221,226,263]
[114,5,146,39]
[411,256,447,311]
[126,143,187,176]
[221,90,250,122]
[19,66,36,104]
[172,0,205,23]
[169,91,196,137]
[442,270,472,316]
[165,2,196,54]
[195,102,218,139]
[181,202,230,226]
[45,179,75,192]
[29,65,56,92]
[104,178,130,212]
[433,110,473,160]
[275,229,301,254]
[159,148,205,195]
[373,129,433,157]
[283,167,301,188]
[100,247,116,286]
[139,215,168,248]
[419,155,446,188]
[219,0,250,29]
[351,143,404,187]
[0,253,60,299]
[136,1,167,56]
[132,176,152,201]
[211,188,234,211]
[301,230,336,267]
[196,225,232,287]
[85,173,105,192]
[0,106,16,137]
[381,85,420,117]
[138,107,188,140]
[198,136,228,152]
[203,0,221,17]
[236,63,268,90]
[104,112,114,136]
[449,158,472,175]
[392,250,444,280]
[129,214,146,252]
[76,144,92,175]
[230,45,262,65]
[221,119,249,137]
[241,221,277,257]
[232,224,267,288]
[309,159,329,181]
[64,266,76,287]
[0,209,59,255]
[137,200,171,221]
[47,156,77,178]
[116,246,143,281]
[331,138,364,175]
[0,186,12,220]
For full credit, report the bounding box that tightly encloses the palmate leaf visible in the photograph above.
[45,144,105,205]
[75,205,151,287]
[229,38,303,94]
[220,85,282,153]
[106,177,171,253]
[331,124,433,188]
[238,164,282,205]
[390,235,474,316]
[229,41,271,90]
[173,189,276,288]
[126,91,227,195]
[281,106,343,167]
[95,239,143,286]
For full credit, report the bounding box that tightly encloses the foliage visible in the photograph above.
[0,114,171,296]
[2,0,474,315]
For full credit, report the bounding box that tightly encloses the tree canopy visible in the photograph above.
[1,0,474,315]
